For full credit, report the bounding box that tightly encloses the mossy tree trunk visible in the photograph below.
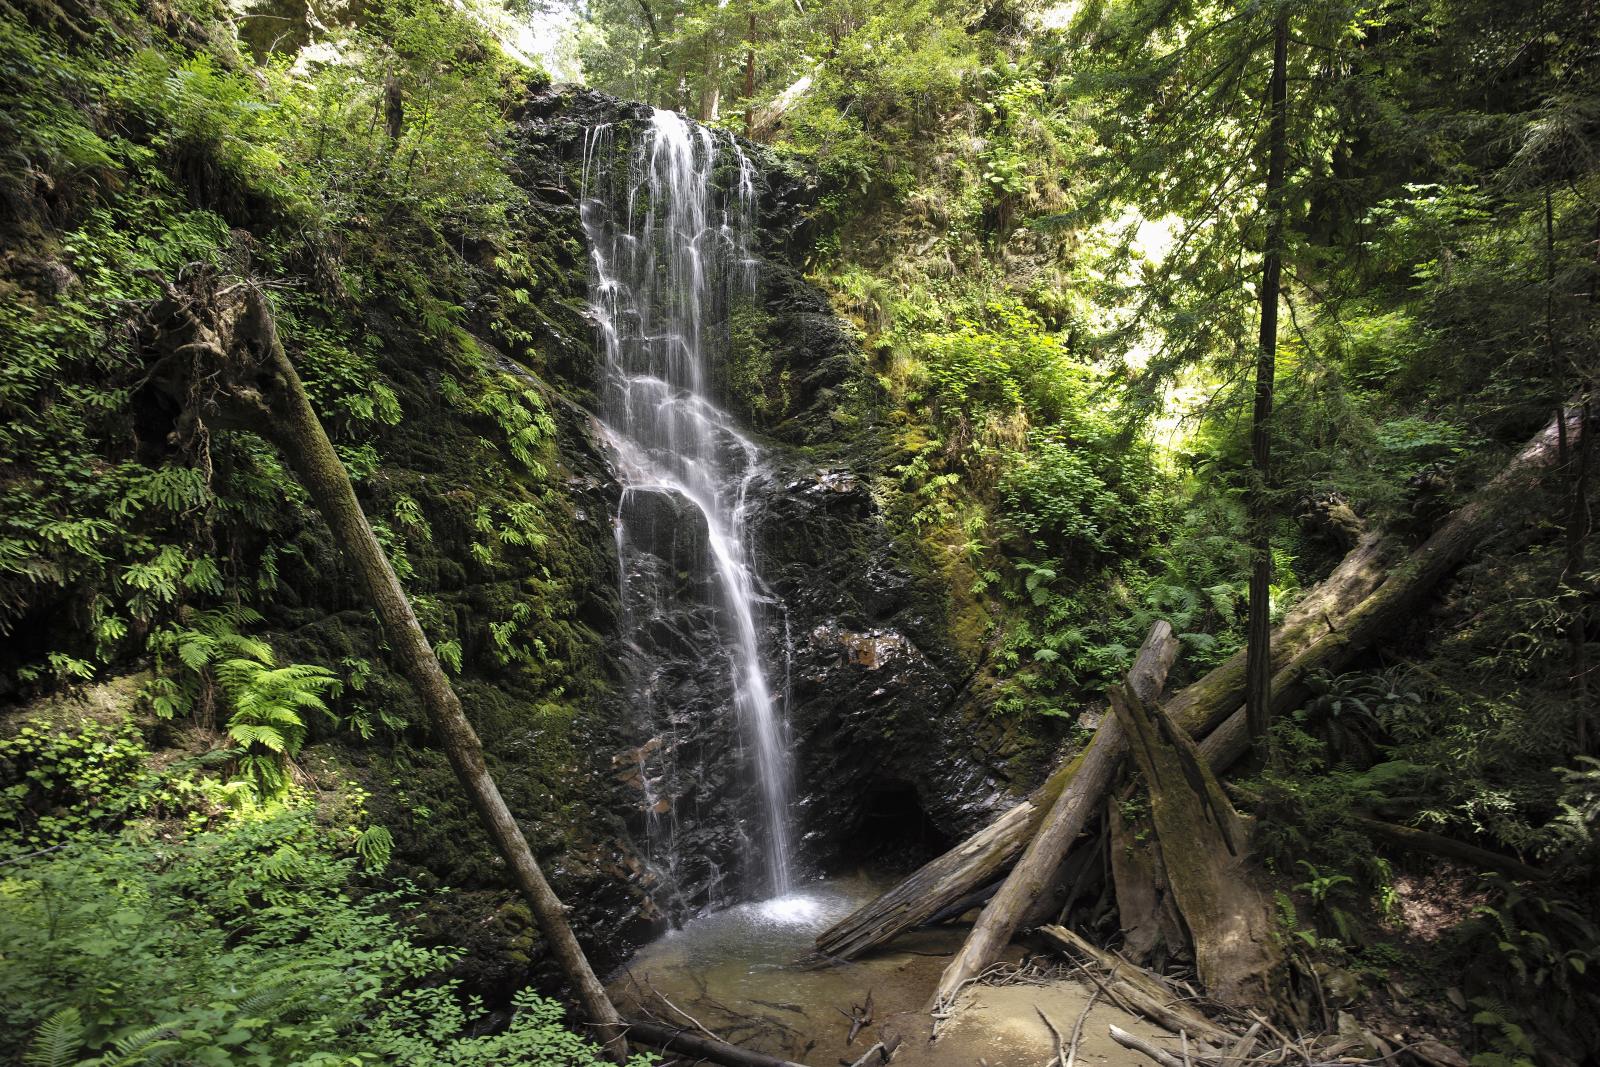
[150,273,629,1062]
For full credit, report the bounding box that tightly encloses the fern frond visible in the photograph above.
[25,1007,84,1067]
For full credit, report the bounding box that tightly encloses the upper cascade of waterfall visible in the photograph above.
[580,108,795,901]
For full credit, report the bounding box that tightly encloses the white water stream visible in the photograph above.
[581,109,795,901]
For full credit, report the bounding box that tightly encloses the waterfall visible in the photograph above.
[581,109,794,902]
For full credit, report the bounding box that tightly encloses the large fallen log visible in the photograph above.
[815,533,1391,961]
[929,622,1179,1008]
[818,408,1579,964]
[1194,406,1585,775]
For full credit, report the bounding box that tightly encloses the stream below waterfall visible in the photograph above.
[608,875,1174,1066]
[582,105,1172,1066]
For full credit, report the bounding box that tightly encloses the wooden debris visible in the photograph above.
[624,1019,807,1067]
[1108,682,1298,1021]
[931,622,1180,1009]
[1037,925,1229,1046]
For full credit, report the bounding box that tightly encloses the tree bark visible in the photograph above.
[1108,682,1294,1019]
[743,10,757,139]
[929,622,1178,1009]
[1107,794,1184,964]
[1246,5,1290,751]
[158,278,629,1061]
[625,1020,807,1067]
[1196,407,1587,776]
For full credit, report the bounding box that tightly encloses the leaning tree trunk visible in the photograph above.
[1196,406,1586,776]
[814,533,1390,961]
[155,276,629,1061]
[929,621,1178,1009]
[1108,682,1298,1021]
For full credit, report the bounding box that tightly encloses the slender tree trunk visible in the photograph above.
[929,622,1177,1010]
[383,72,404,142]
[173,282,630,1061]
[699,38,723,121]
[744,10,757,139]
[1572,395,1591,753]
[1246,5,1290,750]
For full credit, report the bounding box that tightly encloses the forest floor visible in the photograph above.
[609,876,1169,1065]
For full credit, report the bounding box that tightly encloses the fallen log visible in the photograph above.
[1037,925,1230,1046]
[1109,683,1299,1021]
[930,622,1179,1008]
[1353,815,1550,882]
[1194,407,1585,775]
[815,534,1390,961]
[1221,784,1551,881]
[625,1019,807,1067]
[820,409,1579,964]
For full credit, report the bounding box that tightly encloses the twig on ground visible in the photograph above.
[1036,1007,1066,1067]
[1064,988,1100,1067]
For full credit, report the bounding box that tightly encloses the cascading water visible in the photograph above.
[581,109,796,906]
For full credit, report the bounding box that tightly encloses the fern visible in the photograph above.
[25,1008,84,1067]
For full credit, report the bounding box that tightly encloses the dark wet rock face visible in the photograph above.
[750,467,1007,856]
[503,88,1009,956]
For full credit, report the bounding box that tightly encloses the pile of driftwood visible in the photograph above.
[812,410,1576,1039]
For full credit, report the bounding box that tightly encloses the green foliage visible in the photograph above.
[1447,877,1600,1059]
[0,718,179,855]
[146,608,338,799]
[0,801,637,1066]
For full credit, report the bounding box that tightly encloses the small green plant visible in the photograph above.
[0,718,176,855]
[1293,860,1362,946]
[146,608,337,798]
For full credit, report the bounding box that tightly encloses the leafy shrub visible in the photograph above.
[0,803,644,1066]
[0,718,178,855]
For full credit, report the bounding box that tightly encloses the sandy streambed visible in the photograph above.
[609,876,1178,1066]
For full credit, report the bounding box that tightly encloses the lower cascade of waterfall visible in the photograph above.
[581,108,798,910]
